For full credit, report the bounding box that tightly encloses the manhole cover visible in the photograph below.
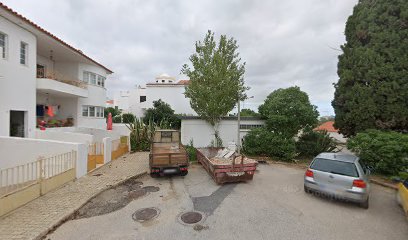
[180,211,203,224]
[132,207,160,222]
[143,186,160,192]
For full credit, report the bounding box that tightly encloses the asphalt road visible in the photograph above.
[47,163,408,240]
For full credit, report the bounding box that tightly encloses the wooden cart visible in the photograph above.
[196,147,257,185]
[149,130,189,177]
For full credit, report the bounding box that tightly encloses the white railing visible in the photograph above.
[0,150,76,197]
[112,139,120,152]
[89,142,104,155]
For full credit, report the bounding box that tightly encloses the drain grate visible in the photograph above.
[180,211,203,224]
[143,186,160,192]
[132,207,160,222]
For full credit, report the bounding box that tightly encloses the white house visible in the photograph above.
[114,73,195,117]
[0,3,113,138]
[180,116,265,148]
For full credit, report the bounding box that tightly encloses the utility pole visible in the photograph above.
[237,99,241,154]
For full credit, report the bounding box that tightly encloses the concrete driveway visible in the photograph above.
[47,163,408,240]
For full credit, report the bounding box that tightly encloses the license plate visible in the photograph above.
[227,172,245,177]
[163,169,178,174]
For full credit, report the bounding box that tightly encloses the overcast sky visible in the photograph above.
[3,0,358,116]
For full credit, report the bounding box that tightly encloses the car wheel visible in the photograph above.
[359,197,369,209]
[180,171,188,176]
[304,185,311,194]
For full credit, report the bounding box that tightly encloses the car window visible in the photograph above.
[404,179,408,188]
[310,158,359,177]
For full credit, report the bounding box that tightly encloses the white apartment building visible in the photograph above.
[114,73,196,117]
[0,4,113,138]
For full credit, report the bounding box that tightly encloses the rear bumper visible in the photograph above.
[150,165,188,175]
[304,178,369,203]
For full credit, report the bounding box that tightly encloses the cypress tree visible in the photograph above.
[332,0,408,136]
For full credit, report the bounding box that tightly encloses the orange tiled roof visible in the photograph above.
[0,3,113,74]
[314,121,338,133]
[177,80,190,85]
[106,100,114,104]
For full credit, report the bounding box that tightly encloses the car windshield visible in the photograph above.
[311,158,359,177]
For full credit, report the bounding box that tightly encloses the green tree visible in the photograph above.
[332,0,408,137]
[240,108,259,117]
[144,99,180,129]
[104,107,121,119]
[259,86,319,137]
[181,30,248,145]
[122,113,135,124]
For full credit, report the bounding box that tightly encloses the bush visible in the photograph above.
[296,129,337,157]
[126,118,155,151]
[242,128,296,161]
[185,139,197,162]
[347,130,408,176]
[112,115,122,123]
[122,113,135,124]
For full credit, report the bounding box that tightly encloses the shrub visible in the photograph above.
[112,115,122,123]
[122,113,135,124]
[296,129,337,157]
[242,128,296,161]
[347,130,408,176]
[126,118,155,151]
[185,139,197,162]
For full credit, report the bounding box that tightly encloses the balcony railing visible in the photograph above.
[37,68,87,89]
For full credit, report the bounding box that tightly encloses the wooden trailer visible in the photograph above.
[149,130,189,177]
[196,147,257,184]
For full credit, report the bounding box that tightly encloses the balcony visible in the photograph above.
[36,68,88,98]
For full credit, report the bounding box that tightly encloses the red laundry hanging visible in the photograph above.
[47,106,54,117]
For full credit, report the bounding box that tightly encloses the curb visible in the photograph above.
[370,178,398,190]
[36,171,147,240]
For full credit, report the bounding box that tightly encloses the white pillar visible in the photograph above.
[103,137,112,164]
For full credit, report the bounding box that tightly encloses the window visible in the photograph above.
[96,107,104,117]
[82,106,104,118]
[90,73,96,85]
[0,32,6,59]
[89,106,95,117]
[37,64,45,78]
[20,42,28,65]
[82,106,88,117]
[310,158,359,177]
[97,76,106,87]
[83,71,105,87]
[140,96,146,103]
[83,72,89,83]
[240,124,264,130]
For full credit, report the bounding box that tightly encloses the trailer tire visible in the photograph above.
[150,173,160,178]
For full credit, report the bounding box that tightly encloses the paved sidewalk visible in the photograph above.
[0,152,149,240]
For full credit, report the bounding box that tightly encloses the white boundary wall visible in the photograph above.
[0,137,88,178]
[35,129,94,144]
[181,118,265,148]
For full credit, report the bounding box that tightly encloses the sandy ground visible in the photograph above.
[47,163,408,240]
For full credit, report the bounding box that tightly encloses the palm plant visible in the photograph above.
[126,118,156,151]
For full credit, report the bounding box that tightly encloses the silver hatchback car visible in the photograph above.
[304,152,370,209]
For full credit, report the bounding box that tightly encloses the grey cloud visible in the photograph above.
[2,0,358,115]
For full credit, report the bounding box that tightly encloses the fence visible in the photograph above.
[88,142,104,172]
[111,136,129,160]
[0,151,76,216]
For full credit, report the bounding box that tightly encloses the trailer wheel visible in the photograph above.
[150,173,160,178]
